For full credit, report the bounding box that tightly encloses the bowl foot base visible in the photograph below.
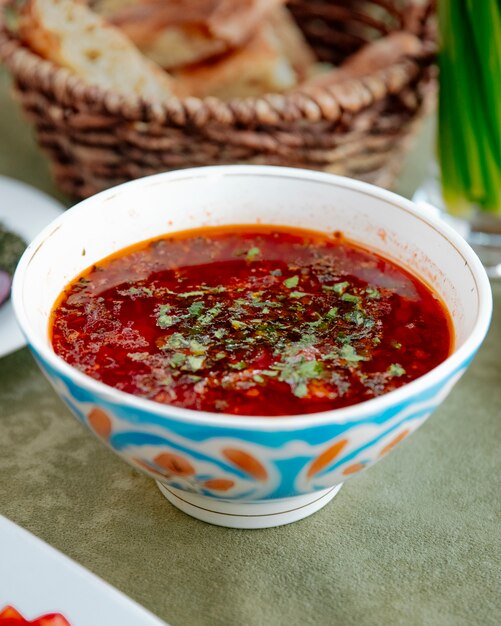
[156,482,342,529]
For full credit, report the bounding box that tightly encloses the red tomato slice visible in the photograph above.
[0,608,71,626]
[0,605,27,624]
[32,615,71,626]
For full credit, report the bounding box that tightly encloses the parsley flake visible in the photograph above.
[388,363,406,377]
[178,290,206,298]
[165,333,187,349]
[344,310,367,327]
[169,353,186,368]
[366,287,381,299]
[245,247,261,261]
[323,281,350,294]
[186,355,205,372]
[340,344,367,363]
[199,303,223,325]
[231,319,248,330]
[157,305,179,329]
[189,339,206,355]
[229,361,247,370]
[283,275,299,289]
[326,307,338,319]
[189,301,204,316]
[120,286,153,298]
[341,292,361,304]
[293,382,308,398]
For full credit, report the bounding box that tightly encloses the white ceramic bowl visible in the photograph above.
[12,166,492,528]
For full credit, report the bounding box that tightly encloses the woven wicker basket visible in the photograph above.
[0,0,436,200]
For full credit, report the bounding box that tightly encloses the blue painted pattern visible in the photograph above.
[32,346,473,500]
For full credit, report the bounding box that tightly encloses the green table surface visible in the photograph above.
[0,67,500,626]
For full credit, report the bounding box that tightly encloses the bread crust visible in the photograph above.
[173,21,298,100]
[19,0,179,100]
[94,0,286,69]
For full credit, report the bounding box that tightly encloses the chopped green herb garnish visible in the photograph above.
[325,307,338,319]
[253,374,265,384]
[293,382,308,398]
[327,281,350,294]
[120,286,153,298]
[199,303,223,325]
[289,291,308,299]
[270,269,282,277]
[186,355,205,371]
[334,281,350,293]
[189,339,206,355]
[245,247,261,261]
[178,290,206,298]
[283,275,299,288]
[188,301,204,316]
[157,305,179,329]
[231,319,248,330]
[366,287,381,299]
[271,357,325,399]
[296,359,324,378]
[343,310,367,327]
[186,375,203,382]
[169,353,186,368]
[229,361,247,370]
[157,314,178,329]
[340,344,367,363]
[388,363,406,377]
[391,341,402,350]
[166,333,187,349]
[341,292,361,304]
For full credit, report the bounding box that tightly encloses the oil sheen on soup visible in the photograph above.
[50,226,452,416]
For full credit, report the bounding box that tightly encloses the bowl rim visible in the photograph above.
[12,165,493,430]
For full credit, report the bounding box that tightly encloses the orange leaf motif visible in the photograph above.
[307,439,348,478]
[203,478,235,491]
[342,462,365,475]
[88,407,112,439]
[379,429,410,457]
[222,448,267,481]
[154,452,195,476]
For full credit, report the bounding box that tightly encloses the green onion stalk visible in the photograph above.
[438,0,501,216]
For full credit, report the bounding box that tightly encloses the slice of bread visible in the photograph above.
[173,21,297,100]
[19,0,178,101]
[92,0,286,70]
[91,0,227,69]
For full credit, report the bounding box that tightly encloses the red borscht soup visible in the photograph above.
[50,226,452,416]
